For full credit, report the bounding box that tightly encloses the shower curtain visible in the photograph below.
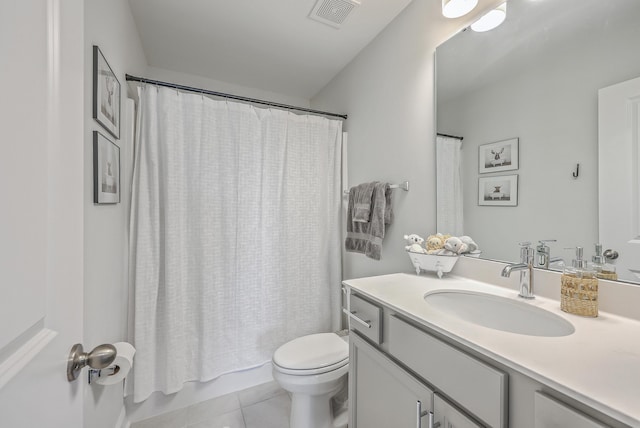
[129,86,343,403]
[436,135,463,236]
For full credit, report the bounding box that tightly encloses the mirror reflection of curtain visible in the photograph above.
[436,135,463,236]
[129,85,343,402]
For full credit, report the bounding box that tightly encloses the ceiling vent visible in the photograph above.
[308,0,361,29]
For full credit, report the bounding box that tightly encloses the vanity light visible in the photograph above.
[442,0,479,19]
[470,2,507,32]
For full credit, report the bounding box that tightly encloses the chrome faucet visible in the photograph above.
[501,242,535,299]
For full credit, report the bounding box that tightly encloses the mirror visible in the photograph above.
[436,0,640,283]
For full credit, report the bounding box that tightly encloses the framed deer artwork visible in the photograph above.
[479,138,519,173]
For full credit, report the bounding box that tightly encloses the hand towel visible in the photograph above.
[351,182,377,222]
[345,182,393,260]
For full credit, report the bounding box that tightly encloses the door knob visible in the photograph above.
[603,249,619,260]
[67,343,117,381]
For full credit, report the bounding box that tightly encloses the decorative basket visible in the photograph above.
[560,274,598,317]
[406,251,459,278]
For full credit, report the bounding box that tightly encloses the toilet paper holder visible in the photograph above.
[67,343,117,382]
[88,365,120,384]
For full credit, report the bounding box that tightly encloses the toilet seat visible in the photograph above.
[273,333,349,375]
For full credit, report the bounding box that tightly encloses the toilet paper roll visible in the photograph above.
[94,342,136,386]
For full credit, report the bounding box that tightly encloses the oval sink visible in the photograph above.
[424,290,575,337]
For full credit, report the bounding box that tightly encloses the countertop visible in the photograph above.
[343,273,640,426]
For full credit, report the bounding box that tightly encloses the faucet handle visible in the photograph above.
[518,241,532,248]
[537,239,556,251]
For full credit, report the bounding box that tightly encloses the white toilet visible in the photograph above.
[272,332,349,428]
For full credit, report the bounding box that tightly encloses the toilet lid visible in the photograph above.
[273,333,348,371]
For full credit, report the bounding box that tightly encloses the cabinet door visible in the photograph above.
[350,332,434,428]
[434,394,483,428]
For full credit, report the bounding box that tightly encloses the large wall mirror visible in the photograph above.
[436,0,640,284]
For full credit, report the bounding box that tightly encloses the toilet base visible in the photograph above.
[290,388,347,428]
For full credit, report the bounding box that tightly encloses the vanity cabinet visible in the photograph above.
[434,394,483,428]
[533,392,608,428]
[345,282,628,428]
[349,332,434,428]
[347,292,498,428]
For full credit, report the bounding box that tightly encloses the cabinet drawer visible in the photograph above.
[534,392,607,428]
[388,315,507,428]
[347,294,383,344]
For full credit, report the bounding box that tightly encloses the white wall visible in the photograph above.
[438,18,640,263]
[83,1,147,427]
[312,0,504,280]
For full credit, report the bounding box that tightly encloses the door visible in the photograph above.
[598,75,640,283]
[349,333,434,428]
[0,1,84,427]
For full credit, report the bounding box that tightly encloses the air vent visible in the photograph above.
[309,0,361,29]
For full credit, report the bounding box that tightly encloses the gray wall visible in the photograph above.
[312,0,504,280]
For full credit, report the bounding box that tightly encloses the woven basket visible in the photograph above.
[560,274,598,317]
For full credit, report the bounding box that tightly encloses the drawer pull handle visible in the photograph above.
[342,308,372,328]
[416,401,429,428]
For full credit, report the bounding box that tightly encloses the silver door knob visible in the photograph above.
[67,343,117,381]
[603,249,619,260]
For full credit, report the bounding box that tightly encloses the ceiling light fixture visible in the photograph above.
[470,2,507,32]
[442,0,479,19]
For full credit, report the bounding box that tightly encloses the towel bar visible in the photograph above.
[343,180,409,195]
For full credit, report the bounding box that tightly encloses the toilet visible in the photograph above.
[272,332,349,428]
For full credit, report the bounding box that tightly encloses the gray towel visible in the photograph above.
[351,182,376,222]
[345,182,393,260]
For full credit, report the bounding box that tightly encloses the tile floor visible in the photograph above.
[131,381,291,428]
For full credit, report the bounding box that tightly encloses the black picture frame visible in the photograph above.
[93,131,121,204]
[93,45,120,139]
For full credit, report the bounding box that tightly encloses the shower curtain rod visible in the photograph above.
[437,132,464,140]
[125,74,348,120]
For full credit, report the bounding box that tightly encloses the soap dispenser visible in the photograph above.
[590,243,618,281]
[561,247,598,317]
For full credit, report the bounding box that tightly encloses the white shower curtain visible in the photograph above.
[129,86,343,403]
[436,135,463,236]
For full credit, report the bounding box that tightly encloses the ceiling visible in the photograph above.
[128,0,414,100]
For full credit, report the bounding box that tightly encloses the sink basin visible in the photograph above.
[424,290,575,337]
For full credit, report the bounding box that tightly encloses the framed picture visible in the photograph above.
[478,174,518,206]
[93,45,120,139]
[93,131,120,204]
[479,138,518,173]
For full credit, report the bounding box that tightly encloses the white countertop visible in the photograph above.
[343,273,640,426]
